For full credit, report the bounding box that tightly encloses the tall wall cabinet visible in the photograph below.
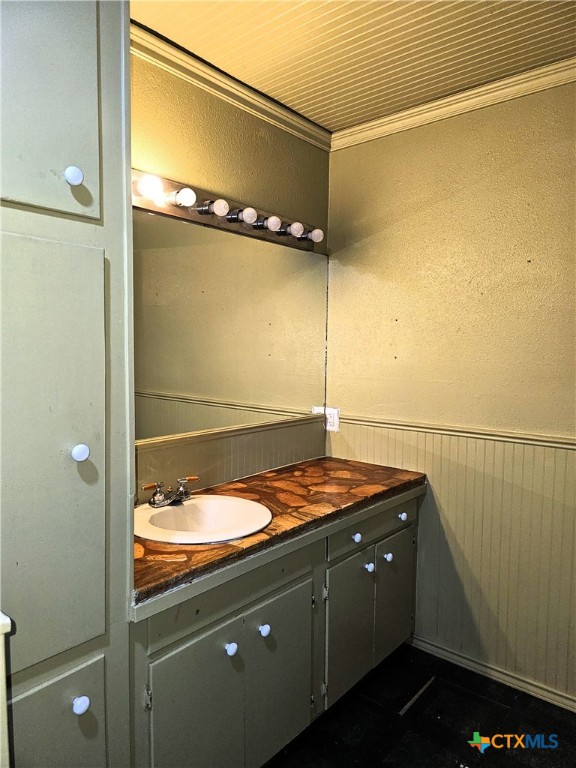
[0,2,133,765]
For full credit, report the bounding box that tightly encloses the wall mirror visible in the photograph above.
[134,209,328,441]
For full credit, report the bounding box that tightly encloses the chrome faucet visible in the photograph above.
[141,476,199,508]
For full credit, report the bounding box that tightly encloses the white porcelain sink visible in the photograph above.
[134,494,272,544]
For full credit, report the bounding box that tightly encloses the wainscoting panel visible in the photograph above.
[329,420,575,709]
[135,391,301,440]
[135,416,326,504]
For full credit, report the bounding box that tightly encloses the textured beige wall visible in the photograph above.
[131,54,328,231]
[328,84,575,438]
[327,84,576,706]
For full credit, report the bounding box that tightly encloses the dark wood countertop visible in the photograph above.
[134,457,426,603]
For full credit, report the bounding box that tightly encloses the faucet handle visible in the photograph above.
[141,481,164,492]
[141,481,166,506]
[177,476,199,485]
[175,475,199,502]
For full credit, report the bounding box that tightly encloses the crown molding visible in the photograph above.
[130,25,331,152]
[331,56,576,151]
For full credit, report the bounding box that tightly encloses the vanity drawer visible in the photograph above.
[327,499,417,561]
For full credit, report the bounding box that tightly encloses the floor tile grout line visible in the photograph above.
[437,675,516,710]
[398,675,436,716]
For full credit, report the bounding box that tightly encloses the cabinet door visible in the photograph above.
[244,579,313,768]
[326,548,376,705]
[0,232,105,672]
[150,615,244,768]
[374,527,415,665]
[10,656,106,767]
[0,1,100,218]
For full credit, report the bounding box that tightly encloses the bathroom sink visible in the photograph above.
[134,494,272,544]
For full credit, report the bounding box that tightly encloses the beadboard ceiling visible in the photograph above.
[130,0,576,133]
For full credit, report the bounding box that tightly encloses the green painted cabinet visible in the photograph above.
[139,578,314,768]
[244,580,313,768]
[0,233,105,674]
[1,0,101,218]
[374,528,416,665]
[9,657,107,768]
[1,1,132,765]
[150,614,245,768]
[326,520,417,706]
[326,548,376,704]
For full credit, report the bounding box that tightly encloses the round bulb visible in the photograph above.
[308,228,324,243]
[211,198,229,216]
[241,207,258,224]
[289,221,305,238]
[136,174,164,199]
[173,187,196,207]
[266,215,282,232]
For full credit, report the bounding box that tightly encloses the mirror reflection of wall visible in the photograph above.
[133,209,328,440]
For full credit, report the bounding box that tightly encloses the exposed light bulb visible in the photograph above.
[264,215,282,232]
[226,206,259,225]
[240,206,258,224]
[307,228,324,243]
[134,174,164,201]
[198,198,230,216]
[288,221,304,237]
[169,187,197,207]
[278,221,305,237]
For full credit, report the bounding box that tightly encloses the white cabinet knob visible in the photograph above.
[258,624,271,638]
[398,512,408,522]
[71,443,90,462]
[225,642,238,657]
[72,696,91,716]
[383,553,394,562]
[364,562,375,573]
[64,166,84,186]
[352,532,362,544]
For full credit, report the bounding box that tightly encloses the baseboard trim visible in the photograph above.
[411,635,576,713]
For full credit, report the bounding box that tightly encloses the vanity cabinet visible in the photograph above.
[133,545,322,768]
[325,502,417,705]
[132,491,422,768]
[149,580,312,768]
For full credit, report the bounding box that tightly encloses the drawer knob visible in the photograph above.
[352,532,362,544]
[258,624,271,638]
[364,562,375,573]
[383,552,394,563]
[72,696,91,716]
[398,512,408,522]
[64,165,84,186]
[71,443,90,462]
[225,642,238,657]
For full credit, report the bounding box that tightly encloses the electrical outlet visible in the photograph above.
[325,407,340,432]
[311,405,325,415]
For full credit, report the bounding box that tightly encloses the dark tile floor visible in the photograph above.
[266,644,576,768]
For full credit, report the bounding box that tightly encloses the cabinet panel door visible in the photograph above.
[326,548,375,705]
[0,232,105,672]
[150,615,244,768]
[374,527,415,665]
[10,656,106,767]
[244,579,313,768]
[0,1,100,218]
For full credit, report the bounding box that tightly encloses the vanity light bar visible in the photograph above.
[131,169,324,253]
